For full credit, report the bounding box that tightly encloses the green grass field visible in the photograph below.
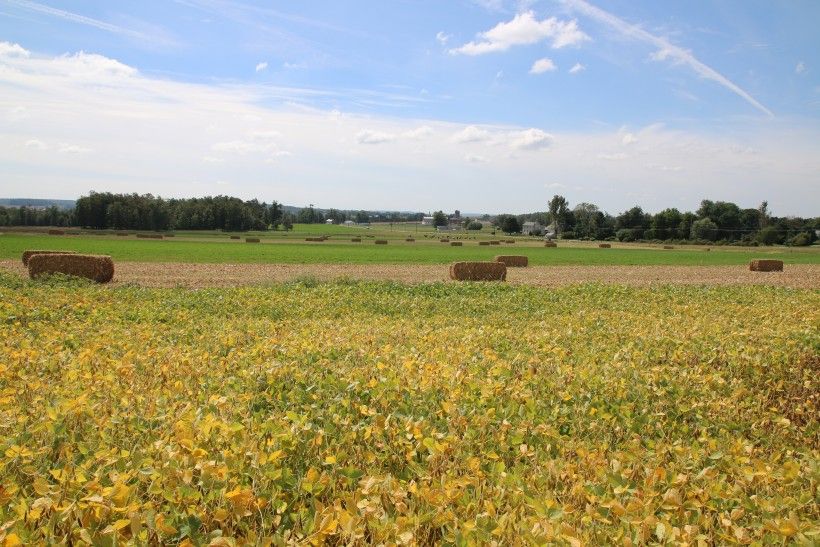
[1,232,818,265]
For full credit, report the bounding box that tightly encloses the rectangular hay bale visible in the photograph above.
[28,253,114,283]
[450,241,463,246]
[599,243,611,248]
[749,259,783,272]
[544,241,557,248]
[22,249,77,266]
[246,238,260,243]
[479,241,490,246]
[449,261,507,282]
[136,233,163,239]
[47,229,65,236]
[375,240,388,244]
[494,255,528,267]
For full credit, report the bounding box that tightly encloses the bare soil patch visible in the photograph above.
[2,260,818,289]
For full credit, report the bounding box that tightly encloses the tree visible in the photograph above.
[757,201,769,229]
[615,206,650,240]
[548,195,570,235]
[433,211,448,227]
[282,213,294,231]
[690,217,718,241]
[572,203,599,239]
[496,214,521,234]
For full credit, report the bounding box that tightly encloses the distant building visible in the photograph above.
[343,220,355,226]
[521,221,544,236]
[421,216,435,226]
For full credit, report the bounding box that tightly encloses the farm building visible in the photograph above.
[343,220,355,226]
[522,221,545,236]
[421,216,435,226]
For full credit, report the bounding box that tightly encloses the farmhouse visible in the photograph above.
[522,221,544,236]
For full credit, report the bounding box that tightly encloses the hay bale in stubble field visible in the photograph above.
[749,259,783,272]
[116,233,130,237]
[305,237,322,242]
[246,238,260,243]
[450,241,462,246]
[47,229,65,236]
[599,243,611,248]
[663,245,674,249]
[449,261,507,281]
[494,255,528,267]
[490,241,501,245]
[28,253,114,283]
[406,238,415,242]
[21,250,77,266]
[440,238,450,243]
[375,240,388,245]
[230,235,240,240]
[351,238,361,242]
[544,241,557,248]
[479,241,490,246]
[136,233,163,239]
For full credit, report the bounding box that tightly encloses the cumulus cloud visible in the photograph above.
[795,61,806,75]
[452,125,493,144]
[403,126,434,139]
[621,133,638,145]
[24,138,47,149]
[509,128,553,150]
[450,11,588,55]
[255,61,268,72]
[465,154,489,163]
[529,58,556,74]
[356,130,396,144]
[569,62,585,74]
[58,143,92,154]
[0,42,30,57]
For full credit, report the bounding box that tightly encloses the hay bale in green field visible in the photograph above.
[136,233,163,239]
[47,229,65,236]
[494,255,528,267]
[246,238,260,243]
[230,235,240,240]
[451,241,462,246]
[406,238,415,242]
[544,241,557,248]
[115,233,130,237]
[351,238,361,242]
[375,240,388,245]
[28,253,114,283]
[449,261,507,281]
[663,245,674,249]
[22,250,77,266]
[749,259,783,272]
[599,243,611,248]
[479,241,490,246]
[506,240,515,244]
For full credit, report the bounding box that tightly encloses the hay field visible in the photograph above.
[1,233,818,266]
[0,272,818,544]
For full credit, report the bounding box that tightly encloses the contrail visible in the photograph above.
[4,0,154,42]
[564,0,774,117]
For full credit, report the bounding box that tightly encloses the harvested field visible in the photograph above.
[3,260,816,288]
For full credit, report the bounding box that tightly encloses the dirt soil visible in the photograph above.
[3,260,818,289]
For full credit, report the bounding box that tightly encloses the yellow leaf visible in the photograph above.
[3,533,22,547]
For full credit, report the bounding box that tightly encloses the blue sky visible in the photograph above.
[1,0,818,215]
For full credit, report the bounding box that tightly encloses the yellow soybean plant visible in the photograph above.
[0,273,818,545]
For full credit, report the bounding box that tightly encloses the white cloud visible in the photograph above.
[545,182,565,189]
[465,154,489,163]
[255,61,268,72]
[529,57,557,74]
[565,0,773,117]
[569,62,585,74]
[0,42,30,58]
[795,61,806,75]
[452,125,493,144]
[435,31,451,45]
[24,138,47,149]
[598,152,627,160]
[356,130,396,144]
[510,128,553,150]
[621,133,638,145]
[403,126,434,139]
[58,143,92,154]
[450,11,588,55]
[1,43,817,216]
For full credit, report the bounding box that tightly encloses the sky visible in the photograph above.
[1,0,818,216]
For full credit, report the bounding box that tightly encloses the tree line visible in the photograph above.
[494,196,818,246]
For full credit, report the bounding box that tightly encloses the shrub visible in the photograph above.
[559,230,576,240]
[616,229,637,242]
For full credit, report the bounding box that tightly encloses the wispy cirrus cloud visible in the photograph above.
[5,0,172,44]
[564,0,773,117]
[450,10,588,55]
